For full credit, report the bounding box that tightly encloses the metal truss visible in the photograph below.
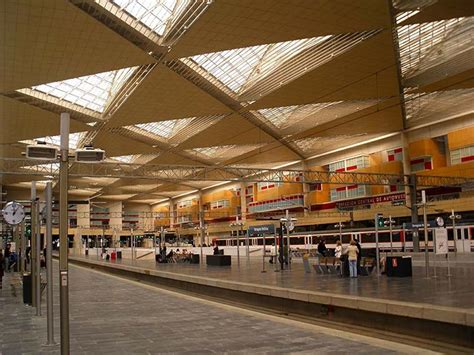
[1,158,473,188]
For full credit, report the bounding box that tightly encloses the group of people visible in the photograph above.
[317,238,362,278]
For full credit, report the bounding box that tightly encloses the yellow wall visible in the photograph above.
[254,182,303,202]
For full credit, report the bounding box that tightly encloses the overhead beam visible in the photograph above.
[1,158,473,187]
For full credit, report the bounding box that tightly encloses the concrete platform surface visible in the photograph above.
[0,263,434,354]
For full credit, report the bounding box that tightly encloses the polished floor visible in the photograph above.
[77,251,474,309]
[0,263,434,354]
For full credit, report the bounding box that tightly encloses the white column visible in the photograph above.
[108,202,123,230]
[76,203,90,229]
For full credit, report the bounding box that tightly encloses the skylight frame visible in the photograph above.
[30,66,138,113]
[20,132,86,150]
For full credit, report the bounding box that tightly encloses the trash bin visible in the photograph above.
[85,249,89,256]
[116,251,122,259]
[386,256,412,277]
[191,254,200,264]
[111,251,116,260]
[340,255,350,277]
[23,273,32,305]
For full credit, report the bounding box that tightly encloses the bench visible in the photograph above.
[313,256,341,274]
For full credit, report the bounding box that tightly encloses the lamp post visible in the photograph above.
[374,213,382,276]
[230,215,244,267]
[279,210,297,270]
[384,216,396,256]
[449,210,462,254]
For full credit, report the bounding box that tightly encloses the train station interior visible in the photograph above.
[1,0,474,353]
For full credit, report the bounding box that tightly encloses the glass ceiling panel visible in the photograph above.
[190,144,264,162]
[294,134,368,154]
[254,100,379,134]
[135,118,194,139]
[405,88,474,123]
[31,66,138,113]
[111,155,139,163]
[397,17,466,78]
[187,35,331,95]
[113,0,190,36]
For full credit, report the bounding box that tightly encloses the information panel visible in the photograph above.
[434,228,448,255]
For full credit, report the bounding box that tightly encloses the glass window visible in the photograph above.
[387,147,403,162]
[450,146,474,165]
[410,156,432,172]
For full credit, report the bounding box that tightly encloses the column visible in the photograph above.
[108,202,123,231]
[76,203,90,229]
[169,199,175,228]
[401,132,420,251]
[240,182,247,222]
[302,162,310,217]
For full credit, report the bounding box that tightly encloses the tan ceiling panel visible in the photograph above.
[295,105,403,140]
[400,0,474,26]
[170,0,391,58]
[0,0,154,92]
[108,65,231,128]
[248,31,398,110]
[0,96,89,144]
[177,114,275,149]
[148,152,201,166]
[93,131,157,157]
[227,143,301,166]
[408,68,474,94]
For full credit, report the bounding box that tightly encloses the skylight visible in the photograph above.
[135,118,194,139]
[294,134,367,154]
[20,132,85,150]
[186,36,331,95]
[190,144,264,162]
[111,155,138,163]
[31,66,138,113]
[397,17,465,77]
[112,0,190,36]
[254,100,379,132]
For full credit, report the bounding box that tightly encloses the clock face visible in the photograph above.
[2,201,26,225]
[436,217,444,227]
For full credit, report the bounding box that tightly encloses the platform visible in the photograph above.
[66,253,474,349]
[0,263,434,354]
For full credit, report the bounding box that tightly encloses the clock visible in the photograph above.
[2,201,26,225]
[436,216,444,227]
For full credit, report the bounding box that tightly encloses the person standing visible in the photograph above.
[317,239,328,257]
[0,250,4,289]
[347,240,359,278]
[354,238,362,274]
[4,244,11,272]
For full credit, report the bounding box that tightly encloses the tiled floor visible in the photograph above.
[0,263,435,354]
[76,253,474,309]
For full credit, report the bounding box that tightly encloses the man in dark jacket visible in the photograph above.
[317,239,328,257]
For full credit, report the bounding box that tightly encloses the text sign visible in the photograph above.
[435,228,448,255]
[248,224,275,236]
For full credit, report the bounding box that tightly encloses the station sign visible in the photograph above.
[248,224,275,236]
[403,221,436,229]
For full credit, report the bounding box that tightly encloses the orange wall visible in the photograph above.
[409,138,446,169]
[448,126,474,150]
[202,189,240,220]
[253,182,303,202]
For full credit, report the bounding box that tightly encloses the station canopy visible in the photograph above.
[1,0,473,203]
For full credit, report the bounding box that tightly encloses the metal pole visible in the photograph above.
[199,212,204,264]
[285,210,291,269]
[422,191,429,278]
[278,222,284,271]
[31,183,37,308]
[35,190,41,315]
[452,209,457,255]
[45,182,55,345]
[261,241,266,273]
[59,112,70,354]
[447,234,452,278]
[375,213,380,276]
[20,219,25,273]
[246,228,250,264]
[131,228,134,262]
[389,215,393,256]
[433,225,437,278]
[273,234,278,271]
